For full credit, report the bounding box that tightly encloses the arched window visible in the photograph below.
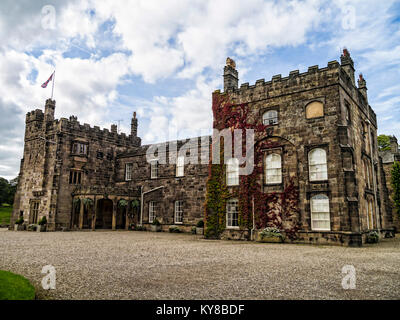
[263,110,278,125]
[367,199,374,229]
[311,194,330,231]
[226,158,239,186]
[305,101,324,119]
[308,148,328,181]
[265,153,282,184]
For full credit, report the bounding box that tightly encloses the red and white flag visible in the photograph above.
[41,72,54,88]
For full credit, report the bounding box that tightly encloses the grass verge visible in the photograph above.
[0,270,35,300]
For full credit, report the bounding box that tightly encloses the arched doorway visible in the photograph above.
[72,198,80,229]
[116,199,128,229]
[96,199,113,229]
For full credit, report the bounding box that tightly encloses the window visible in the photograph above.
[265,153,282,184]
[69,170,82,184]
[125,163,133,181]
[367,199,374,229]
[72,142,88,155]
[308,148,328,181]
[344,102,351,124]
[305,101,324,119]
[150,160,158,179]
[96,151,104,159]
[149,201,157,223]
[226,198,239,228]
[176,156,184,177]
[364,159,371,188]
[29,201,40,224]
[174,201,183,224]
[263,110,278,125]
[310,194,330,231]
[226,158,239,186]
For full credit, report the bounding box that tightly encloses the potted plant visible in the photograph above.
[169,226,182,233]
[14,217,24,231]
[37,216,47,232]
[191,226,197,234]
[258,227,285,243]
[366,230,379,244]
[151,218,162,232]
[196,220,204,235]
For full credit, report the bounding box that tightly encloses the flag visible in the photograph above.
[41,72,54,88]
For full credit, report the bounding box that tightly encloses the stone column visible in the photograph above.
[92,197,97,231]
[125,205,129,230]
[112,199,117,230]
[79,198,84,230]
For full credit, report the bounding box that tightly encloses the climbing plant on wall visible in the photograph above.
[205,92,300,239]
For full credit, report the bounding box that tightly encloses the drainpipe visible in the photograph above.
[140,186,165,226]
[367,119,379,230]
[251,196,255,241]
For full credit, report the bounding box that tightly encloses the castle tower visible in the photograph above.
[131,112,138,137]
[358,74,368,103]
[223,57,238,91]
[340,48,355,86]
[44,98,55,122]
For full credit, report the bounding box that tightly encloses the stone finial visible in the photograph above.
[226,57,236,69]
[111,124,117,134]
[133,111,136,119]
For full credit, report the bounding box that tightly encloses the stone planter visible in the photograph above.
[151,225,162,232]
[37,225,46,232]
[196,227,204,235]
[258,236,284,243]
[14,224,24,231]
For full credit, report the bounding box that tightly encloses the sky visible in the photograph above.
[0,0,399,180]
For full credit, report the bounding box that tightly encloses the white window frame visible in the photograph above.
[149,201,157,223]
[310,194,331,231]
[226,158,239,186]
[226,198,239,228]
[176,156,185,177]
[265,153,282,184]
[308,148,328,181]
[174,200,183,224]
[263,110,278,125]
[150,160,158,179]
[125,163,133,181]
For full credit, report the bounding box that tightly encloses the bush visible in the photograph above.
[366,231,379,244]
[152,218,161,226]
[134,225,146,231]
[191,226,196,234]
[15,217,24,225]
[169,226,182,233]
[38,216,47,226]
[196,220,204,228]
[259,227,284,240]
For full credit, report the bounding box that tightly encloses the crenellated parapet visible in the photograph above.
[215,60,341,102]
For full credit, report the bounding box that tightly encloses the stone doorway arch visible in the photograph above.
[96,199,113,229]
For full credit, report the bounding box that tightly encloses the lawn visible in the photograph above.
[0,270,35,300]
[0,205,12,225]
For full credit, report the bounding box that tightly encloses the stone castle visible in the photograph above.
[11,50,397,246]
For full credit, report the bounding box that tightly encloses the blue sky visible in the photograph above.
[0,0,399,180]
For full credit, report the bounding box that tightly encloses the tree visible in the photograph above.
[0,178,9,205]
[378,134,391,151]
[392,161,400,217]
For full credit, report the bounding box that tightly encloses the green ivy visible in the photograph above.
[391,161,400,217]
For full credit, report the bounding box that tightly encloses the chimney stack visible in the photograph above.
[131,112,138,137]
[357,73,368,103]
[340,48,355,86]
[223,57,238,91]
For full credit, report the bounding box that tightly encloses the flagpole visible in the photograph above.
[51,70,55,100]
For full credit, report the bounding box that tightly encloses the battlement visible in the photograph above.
[215,60,341,99]
[58,116,140,147]
[26,109,44,123]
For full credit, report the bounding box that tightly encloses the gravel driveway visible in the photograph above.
[0,229,399,300]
